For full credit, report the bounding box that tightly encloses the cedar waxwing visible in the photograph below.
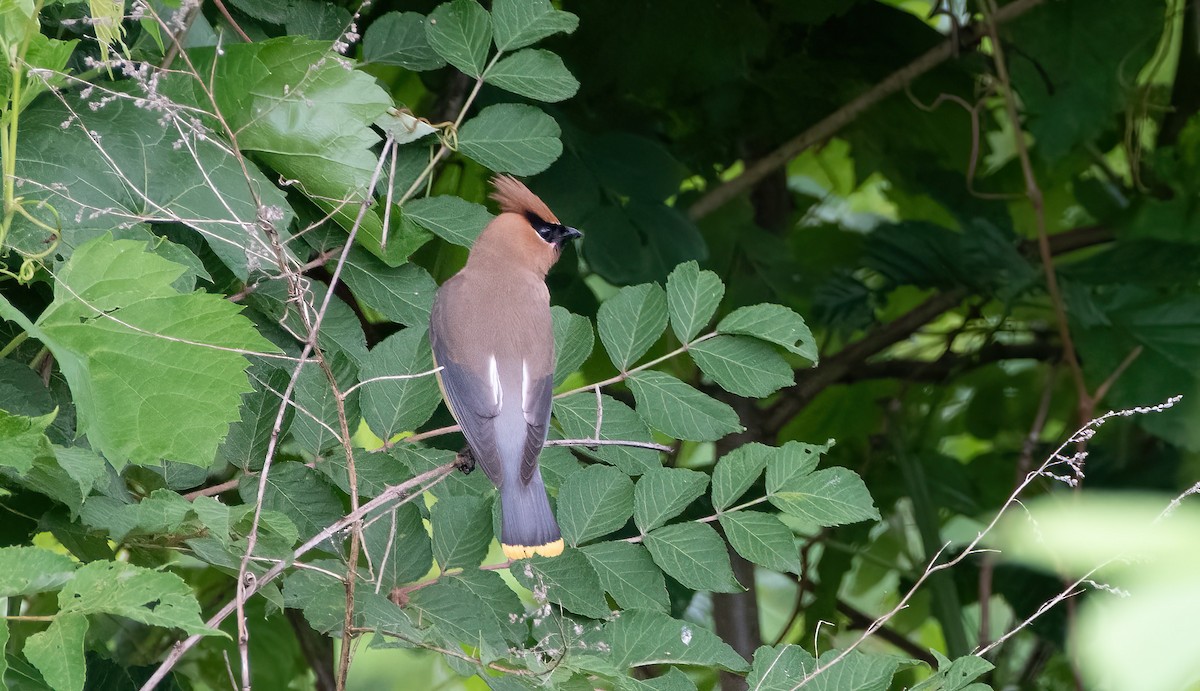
[428,176,582,560]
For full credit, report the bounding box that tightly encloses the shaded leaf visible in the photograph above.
[340,246,437,327]
[363,12,446,70]
[361,327,442,438]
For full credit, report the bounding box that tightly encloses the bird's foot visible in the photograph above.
[454,446,476,474]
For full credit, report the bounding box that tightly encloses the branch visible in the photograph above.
[139,464,456,691]
[686,0,1049,221]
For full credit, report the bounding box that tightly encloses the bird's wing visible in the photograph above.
[429,285,504,486]
[520,369,554,483]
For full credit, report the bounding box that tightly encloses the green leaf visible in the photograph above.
[580,541,669,612]
[717,303,818,363]
[219,368,293,472]
[558,464,634,546]
[11,92,291,279]
[406,195,494,247]
[582,201,708,286]
[690,335,795,397]
[0,359,55,419]
[605,609,749,671]
[0,547,76,596]
[617,668,697,691]
[643,522,741,593]
[0,237,276,468]
[0,409,56,474]
[363,503,433,589]
[0,614,8,686]
[552,393,661,475]
[719,512,800,573]
[426,0,493,77]
[286,0,351,40]
[290,352,359,454]
[431,495,493,569]
[183,39,397,264]
[511,549,610,619]
[408,581,508,663]
[711,443,771,511]
[362,12,446,70]
[769,467,880,528]
[551,306,594,386]
[1007,0,1162,162]
[666,261,724,343]
[340,246,437,327]
[744,645,816,691]
[745,646,904,691]
[24,613,87,691]
[458,103,563,175]
[628,371,742,442]
[911,651,995,691]
[491,0,578,51]
[597,283,668,371]
[485,49,579,102]
[764,440,829,492]
[59,560,218,635]
[633,467,708,533]
[240,462,344,540]
[361,328,442,439]
[453,569,527,643]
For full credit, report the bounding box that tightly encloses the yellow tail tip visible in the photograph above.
[503,539,564,560]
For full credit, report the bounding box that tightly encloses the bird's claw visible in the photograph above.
[454,446,476,474]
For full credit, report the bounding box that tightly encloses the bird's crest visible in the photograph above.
[490,175,559,224]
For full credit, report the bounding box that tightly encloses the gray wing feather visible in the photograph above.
[520,374,553,483]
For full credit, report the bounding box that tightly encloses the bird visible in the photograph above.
[428,175,582,560]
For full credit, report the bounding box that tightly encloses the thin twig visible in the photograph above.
[139,464,456,691]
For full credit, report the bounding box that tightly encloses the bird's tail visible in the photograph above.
[499,469,563,560]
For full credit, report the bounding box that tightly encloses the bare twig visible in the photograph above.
[139,464,456,690]
[789,396,1182,689]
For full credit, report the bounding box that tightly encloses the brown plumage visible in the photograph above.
[429,176,581,560]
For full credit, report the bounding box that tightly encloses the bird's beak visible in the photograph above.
[551,225,583,247]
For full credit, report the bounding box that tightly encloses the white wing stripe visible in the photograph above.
[488,354,502,408]
[521,359,531,414]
